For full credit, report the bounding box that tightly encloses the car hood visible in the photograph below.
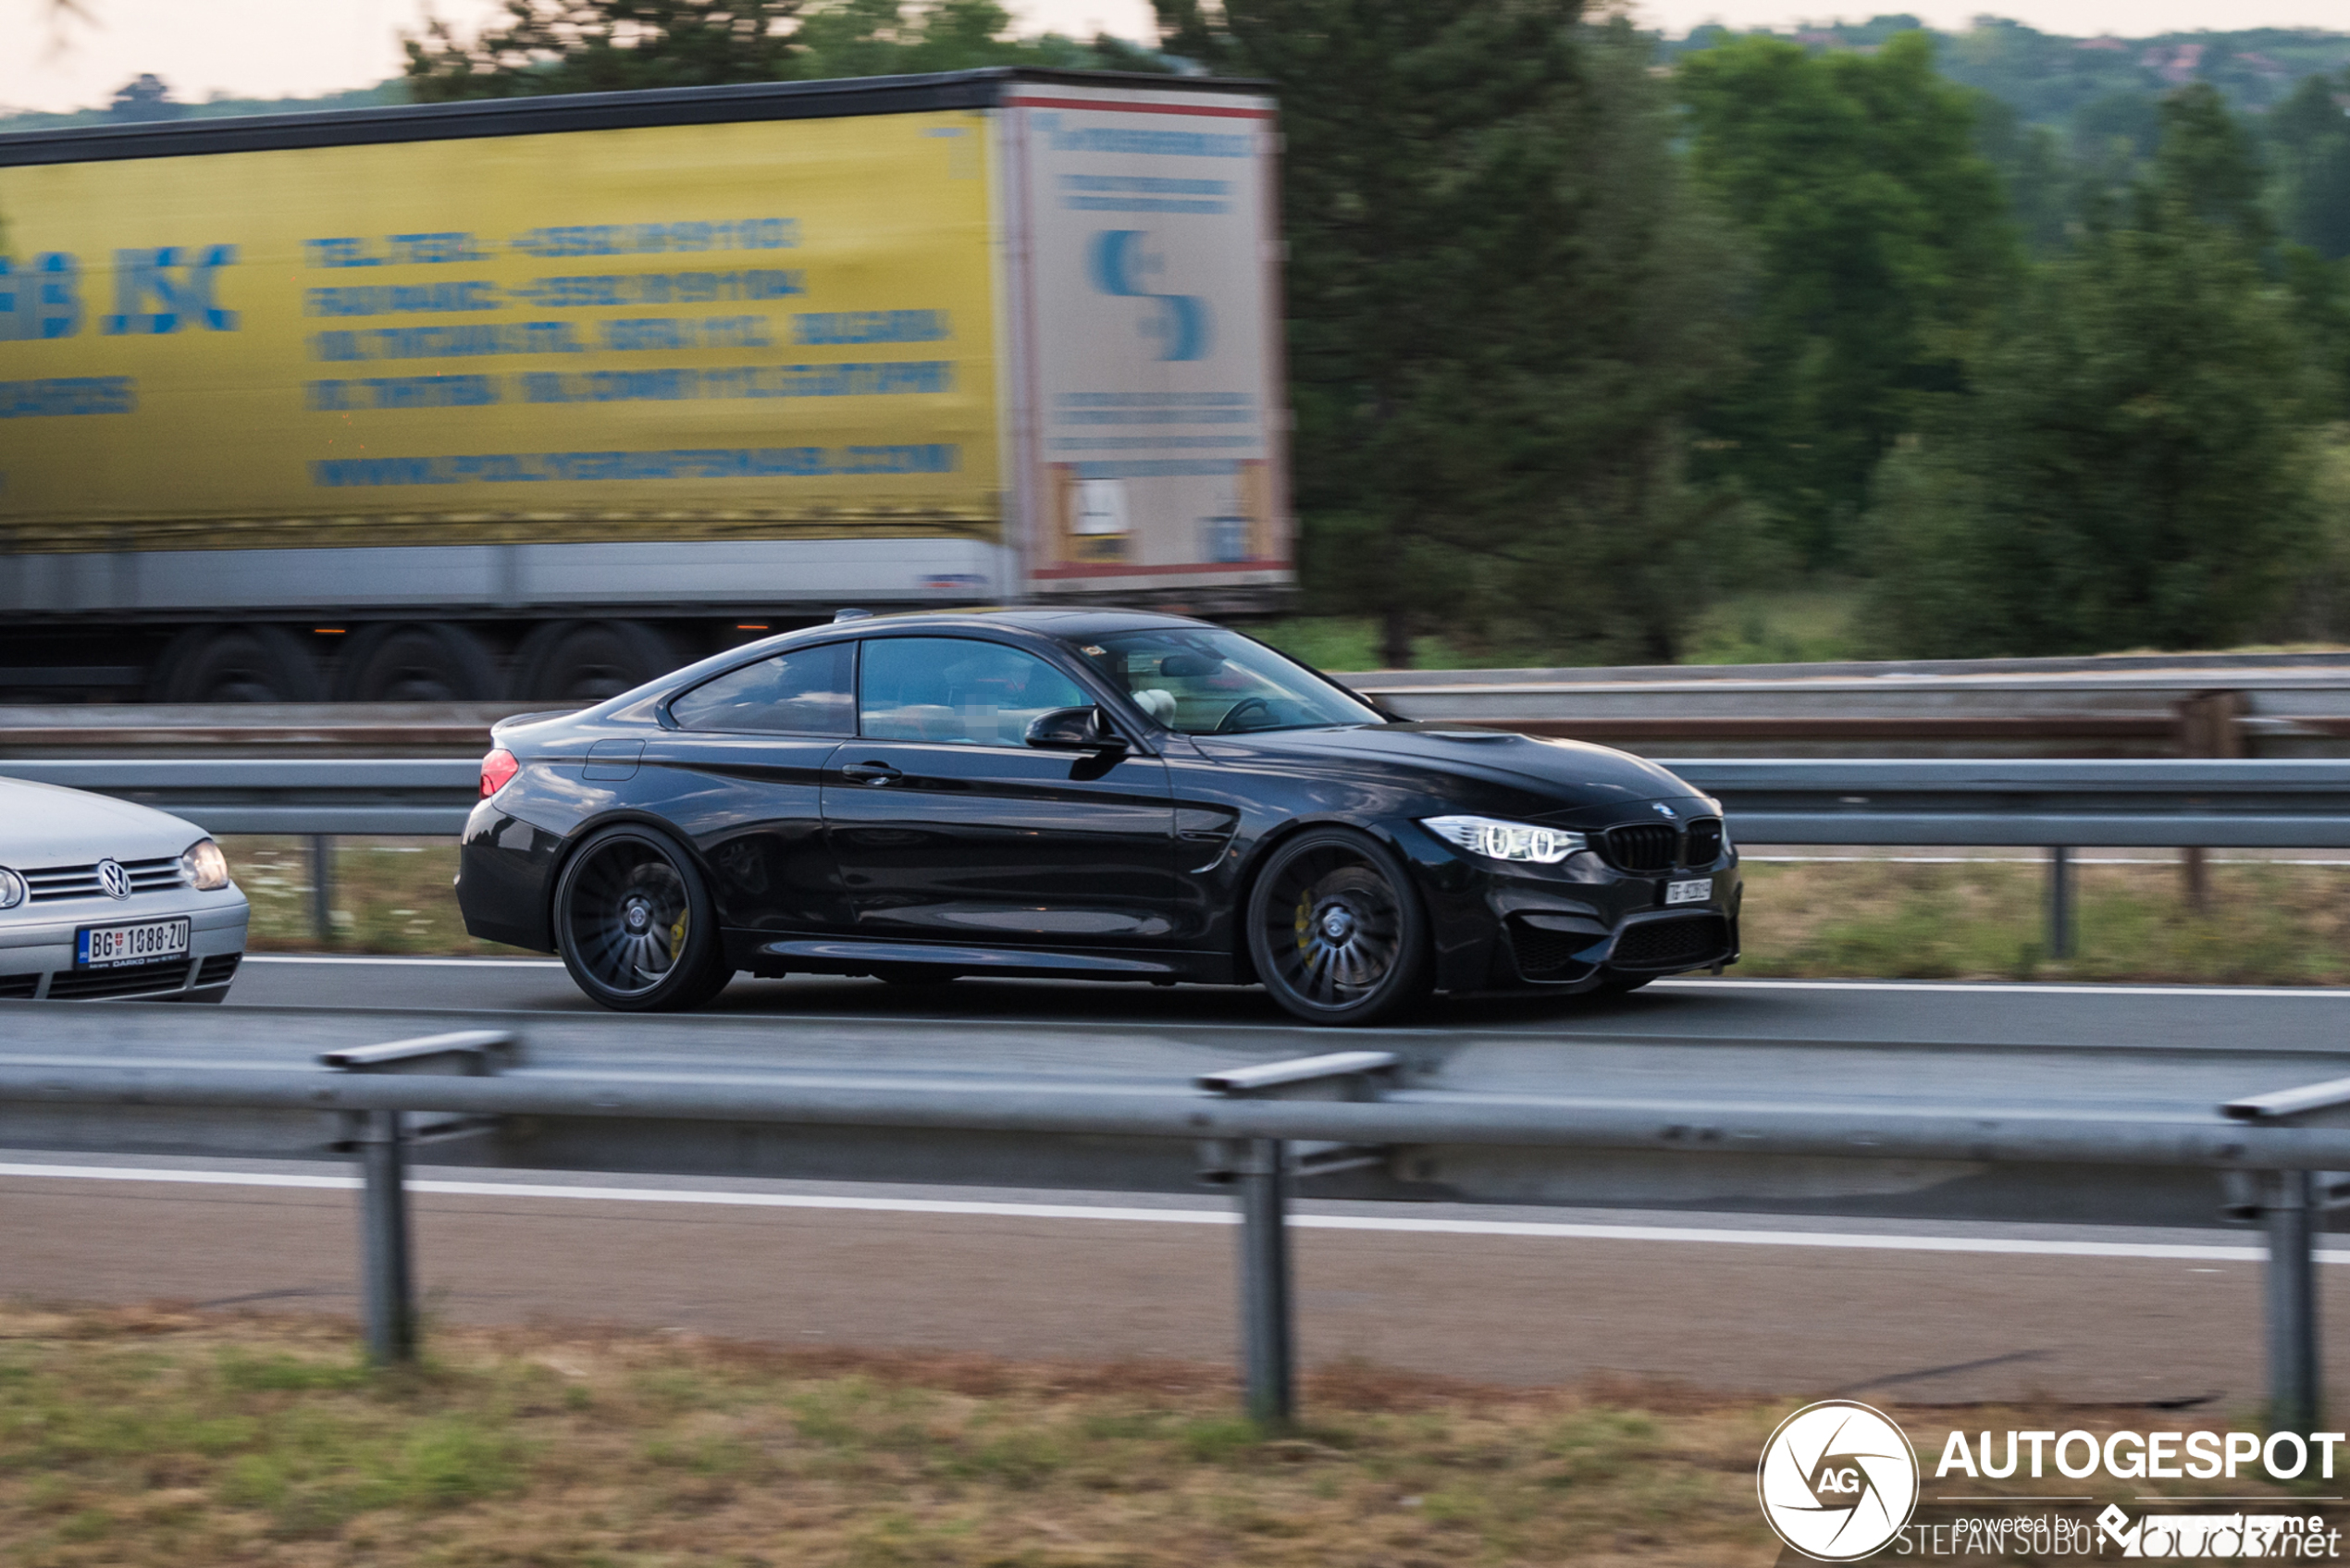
[1197,723,1709,821]
[0,777,207,867]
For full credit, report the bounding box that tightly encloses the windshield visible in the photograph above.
[1070,628,1383,735]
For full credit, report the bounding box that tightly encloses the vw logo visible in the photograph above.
[1651,802,1676,819]
[1757,1401,1918,1562]
[95,858,131,899]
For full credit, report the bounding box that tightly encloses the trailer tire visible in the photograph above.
[511,620,682,702]
[332,621,499,702]
[154,625,327,704]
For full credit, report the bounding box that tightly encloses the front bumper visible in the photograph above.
[1403,832,1742,993]
[0,888,251,1001]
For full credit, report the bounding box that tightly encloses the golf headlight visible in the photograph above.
[180,838,230,891]
[1422,815,1587,864]
[0,867,21,908]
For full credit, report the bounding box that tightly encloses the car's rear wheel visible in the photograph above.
[1246,828,1431,1026]
[554,826,732,1012]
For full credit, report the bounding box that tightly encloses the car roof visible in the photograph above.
[809,608,1220,641]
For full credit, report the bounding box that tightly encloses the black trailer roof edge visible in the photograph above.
[0,67,1277,167]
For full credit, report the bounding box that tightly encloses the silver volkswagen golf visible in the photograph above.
[0,777,251,1001]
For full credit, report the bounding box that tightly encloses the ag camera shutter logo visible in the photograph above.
[1758,1401,1920,1561]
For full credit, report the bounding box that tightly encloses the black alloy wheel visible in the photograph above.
[554,826,732,1012]
[1245,827,1432,1026]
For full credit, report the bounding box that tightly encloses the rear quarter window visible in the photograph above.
[670,642,856,735]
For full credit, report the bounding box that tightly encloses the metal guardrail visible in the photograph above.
[10,756,2350,848]
[2,1020,2346,1432]
[1,759,478,834]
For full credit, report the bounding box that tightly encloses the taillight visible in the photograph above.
[480,748,520,799]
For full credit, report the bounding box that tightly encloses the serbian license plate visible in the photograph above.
[76,917,191,969]
[1664,878,1713,907]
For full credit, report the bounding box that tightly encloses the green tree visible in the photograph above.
[403,0,1105,101]
[405,1,803,98]
[1676,31,2019,572]
[1861,216,2316,656]
[1157,2,1741,666]
[2139,82,2270,248]
[789,0,1100,77]
[2270,72,2350,261]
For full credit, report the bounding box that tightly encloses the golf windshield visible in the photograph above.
[1072,628,1382,735]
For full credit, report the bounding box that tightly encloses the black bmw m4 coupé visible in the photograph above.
[456,610,1740,1025]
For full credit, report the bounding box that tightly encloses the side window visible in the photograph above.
[858,636,1087,746]
[670,642,855,735]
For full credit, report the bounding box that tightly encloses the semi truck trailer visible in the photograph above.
[0,68,1292,703]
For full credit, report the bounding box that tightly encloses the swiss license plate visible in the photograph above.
[76,917,191,969]
[1664,878,1713,907]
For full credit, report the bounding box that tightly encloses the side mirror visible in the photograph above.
[1026,705,1124,752]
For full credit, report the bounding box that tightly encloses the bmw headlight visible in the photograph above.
[179,838,231,891]
[1421,815,1587,865]
[0,867,21,908]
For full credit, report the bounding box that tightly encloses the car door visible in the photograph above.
[636,639,856,934]
[821,635,1177,947]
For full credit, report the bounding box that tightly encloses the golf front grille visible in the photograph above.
[45,958,192,999]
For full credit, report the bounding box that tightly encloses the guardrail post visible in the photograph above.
[2267,1169,2320,1438]
[2045,846,2074,960]
[1235,1137,1294,1428]
[353,1107,414,1364]
[322,1031,513,1368]
[310,834,335,943]
[1197,1051,1400,1432]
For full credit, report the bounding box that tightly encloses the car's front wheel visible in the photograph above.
[554,826,732,1012]
[1246,828,1432,1026]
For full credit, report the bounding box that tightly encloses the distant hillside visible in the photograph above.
[0,79,405,133]
[1664,17,2350,124]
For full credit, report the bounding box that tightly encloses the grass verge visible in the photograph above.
[0,1304,1778,1565]
[1737,858,2350,986]
[8,1304,2334,1567]
[226,835,2350,986]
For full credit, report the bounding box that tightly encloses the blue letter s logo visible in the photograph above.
[1088,230,1210,362]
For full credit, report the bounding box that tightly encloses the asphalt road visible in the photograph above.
[2,1151,2339,1402]
[13,961,2350,1401]
[230,955,2350,1052]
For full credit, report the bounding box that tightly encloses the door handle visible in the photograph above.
[840,761,903,786]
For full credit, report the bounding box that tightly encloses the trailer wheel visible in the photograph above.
[154,625,327,704]
[332,622,498,702]
[511,620,682,702]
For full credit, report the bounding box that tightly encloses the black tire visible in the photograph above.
[332,621,499,702]
[154,625,326,703]
[1245,827,1432,1026]
[512,620,681,703]
[1593,971,1656,995]
[553,826,732,1012]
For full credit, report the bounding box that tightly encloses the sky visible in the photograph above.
[1,0,2342,117]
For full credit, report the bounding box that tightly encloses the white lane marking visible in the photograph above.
[0,1162,2305,1264]
[241,955,564,969]
[237,954,2350,1003]
[1653,979,2350,999]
